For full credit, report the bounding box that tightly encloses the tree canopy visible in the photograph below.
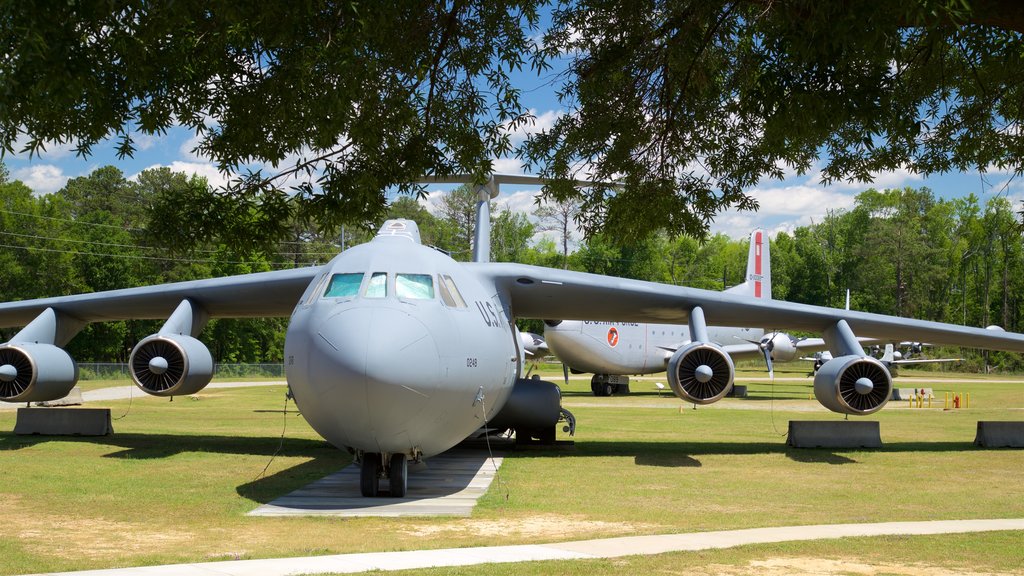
[2,1,1023,241]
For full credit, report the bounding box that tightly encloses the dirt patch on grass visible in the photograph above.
[707,557,1013,576]
[402,513,660,540]
[11,505,194,560]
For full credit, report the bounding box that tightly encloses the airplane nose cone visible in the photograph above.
[309,306,441,452]
[148,356,169,375]
[854,377,874,395]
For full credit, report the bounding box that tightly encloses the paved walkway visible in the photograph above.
[20,518,1024,576]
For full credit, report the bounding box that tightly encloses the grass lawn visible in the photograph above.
[0,367,1021,575]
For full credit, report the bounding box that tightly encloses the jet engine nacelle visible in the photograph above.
[813,355,892,415]
[488,377,562,431]
[667,342,735,404]
[129,334,213,397]
[0,343,79,403]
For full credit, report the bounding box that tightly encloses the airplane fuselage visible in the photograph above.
[545,320,762,375]
[284,231,517,460]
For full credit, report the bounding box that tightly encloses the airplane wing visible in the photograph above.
[0,267,322,327]
[473,263,1024,353]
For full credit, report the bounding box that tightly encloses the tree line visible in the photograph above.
[1,163,1022,370]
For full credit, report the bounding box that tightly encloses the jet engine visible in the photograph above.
[488,377,562,432]
[813,355,892,415]
[129,334,213,396]
[667,342,735,404]
[0,343,79,403]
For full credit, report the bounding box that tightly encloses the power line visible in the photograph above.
[0,242,323,268]
[0,230,340,258]
[0,207,143,230]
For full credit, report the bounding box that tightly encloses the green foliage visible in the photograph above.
[524,0,1024,240]
[2,159,1022,370]
[5,2,1024,243]
[0,0,545,244]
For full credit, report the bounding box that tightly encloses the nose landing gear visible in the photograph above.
[358,452,409,498]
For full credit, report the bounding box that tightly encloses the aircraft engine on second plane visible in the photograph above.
[667,342,735,404]
[129,334,214,396]
[813,355,892,415]
[0,343,79,403]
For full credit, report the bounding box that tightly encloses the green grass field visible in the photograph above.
[0,367,1021,575]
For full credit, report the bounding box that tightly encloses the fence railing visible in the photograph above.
[76,363,286,381]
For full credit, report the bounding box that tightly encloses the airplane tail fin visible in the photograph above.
[724,229,771,300]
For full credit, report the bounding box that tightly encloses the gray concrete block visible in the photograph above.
[13,407,112,436]
[787,420,882,448]
[974,421,1024,448]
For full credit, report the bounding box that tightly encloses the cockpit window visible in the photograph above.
[396,274,434,299]
[438,274,467,308]
[365,272,388,298]
[323,273,363,298]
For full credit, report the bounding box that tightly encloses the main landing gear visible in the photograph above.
[359,452,408,497]
[590,374,631,396]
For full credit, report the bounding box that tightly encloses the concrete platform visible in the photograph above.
[974,421,1024,448]
[786,420,882,448]
[13,407,112,436]
[248,449,502,517]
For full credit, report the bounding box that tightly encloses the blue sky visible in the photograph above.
[4,48,1021,242]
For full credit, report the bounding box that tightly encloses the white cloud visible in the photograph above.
[749,184,857,216]
[496,188,541,215]
[12,164,69,194]
[805,165,922,192]
[491,157,528,175]
[178,133,207,162]
[503,108,564,144]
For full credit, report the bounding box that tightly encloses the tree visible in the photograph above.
[0,1,543,242]
[491,206,535,262]
[533,197,580,269]
[526,1,1024,240]
[5,2,1024,243]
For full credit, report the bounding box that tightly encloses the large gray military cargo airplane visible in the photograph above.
[2,174,1023,497]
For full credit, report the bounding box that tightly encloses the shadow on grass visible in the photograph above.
[0,430,348,504]
[0,430,334,459]
[495,439,989,467]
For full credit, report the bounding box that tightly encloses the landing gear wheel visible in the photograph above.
[388,453,408,498]
[590,377,602,396]
[603,383,614,396]
[360,452,381,497]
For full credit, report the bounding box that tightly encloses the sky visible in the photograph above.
[4,41,1022,244]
